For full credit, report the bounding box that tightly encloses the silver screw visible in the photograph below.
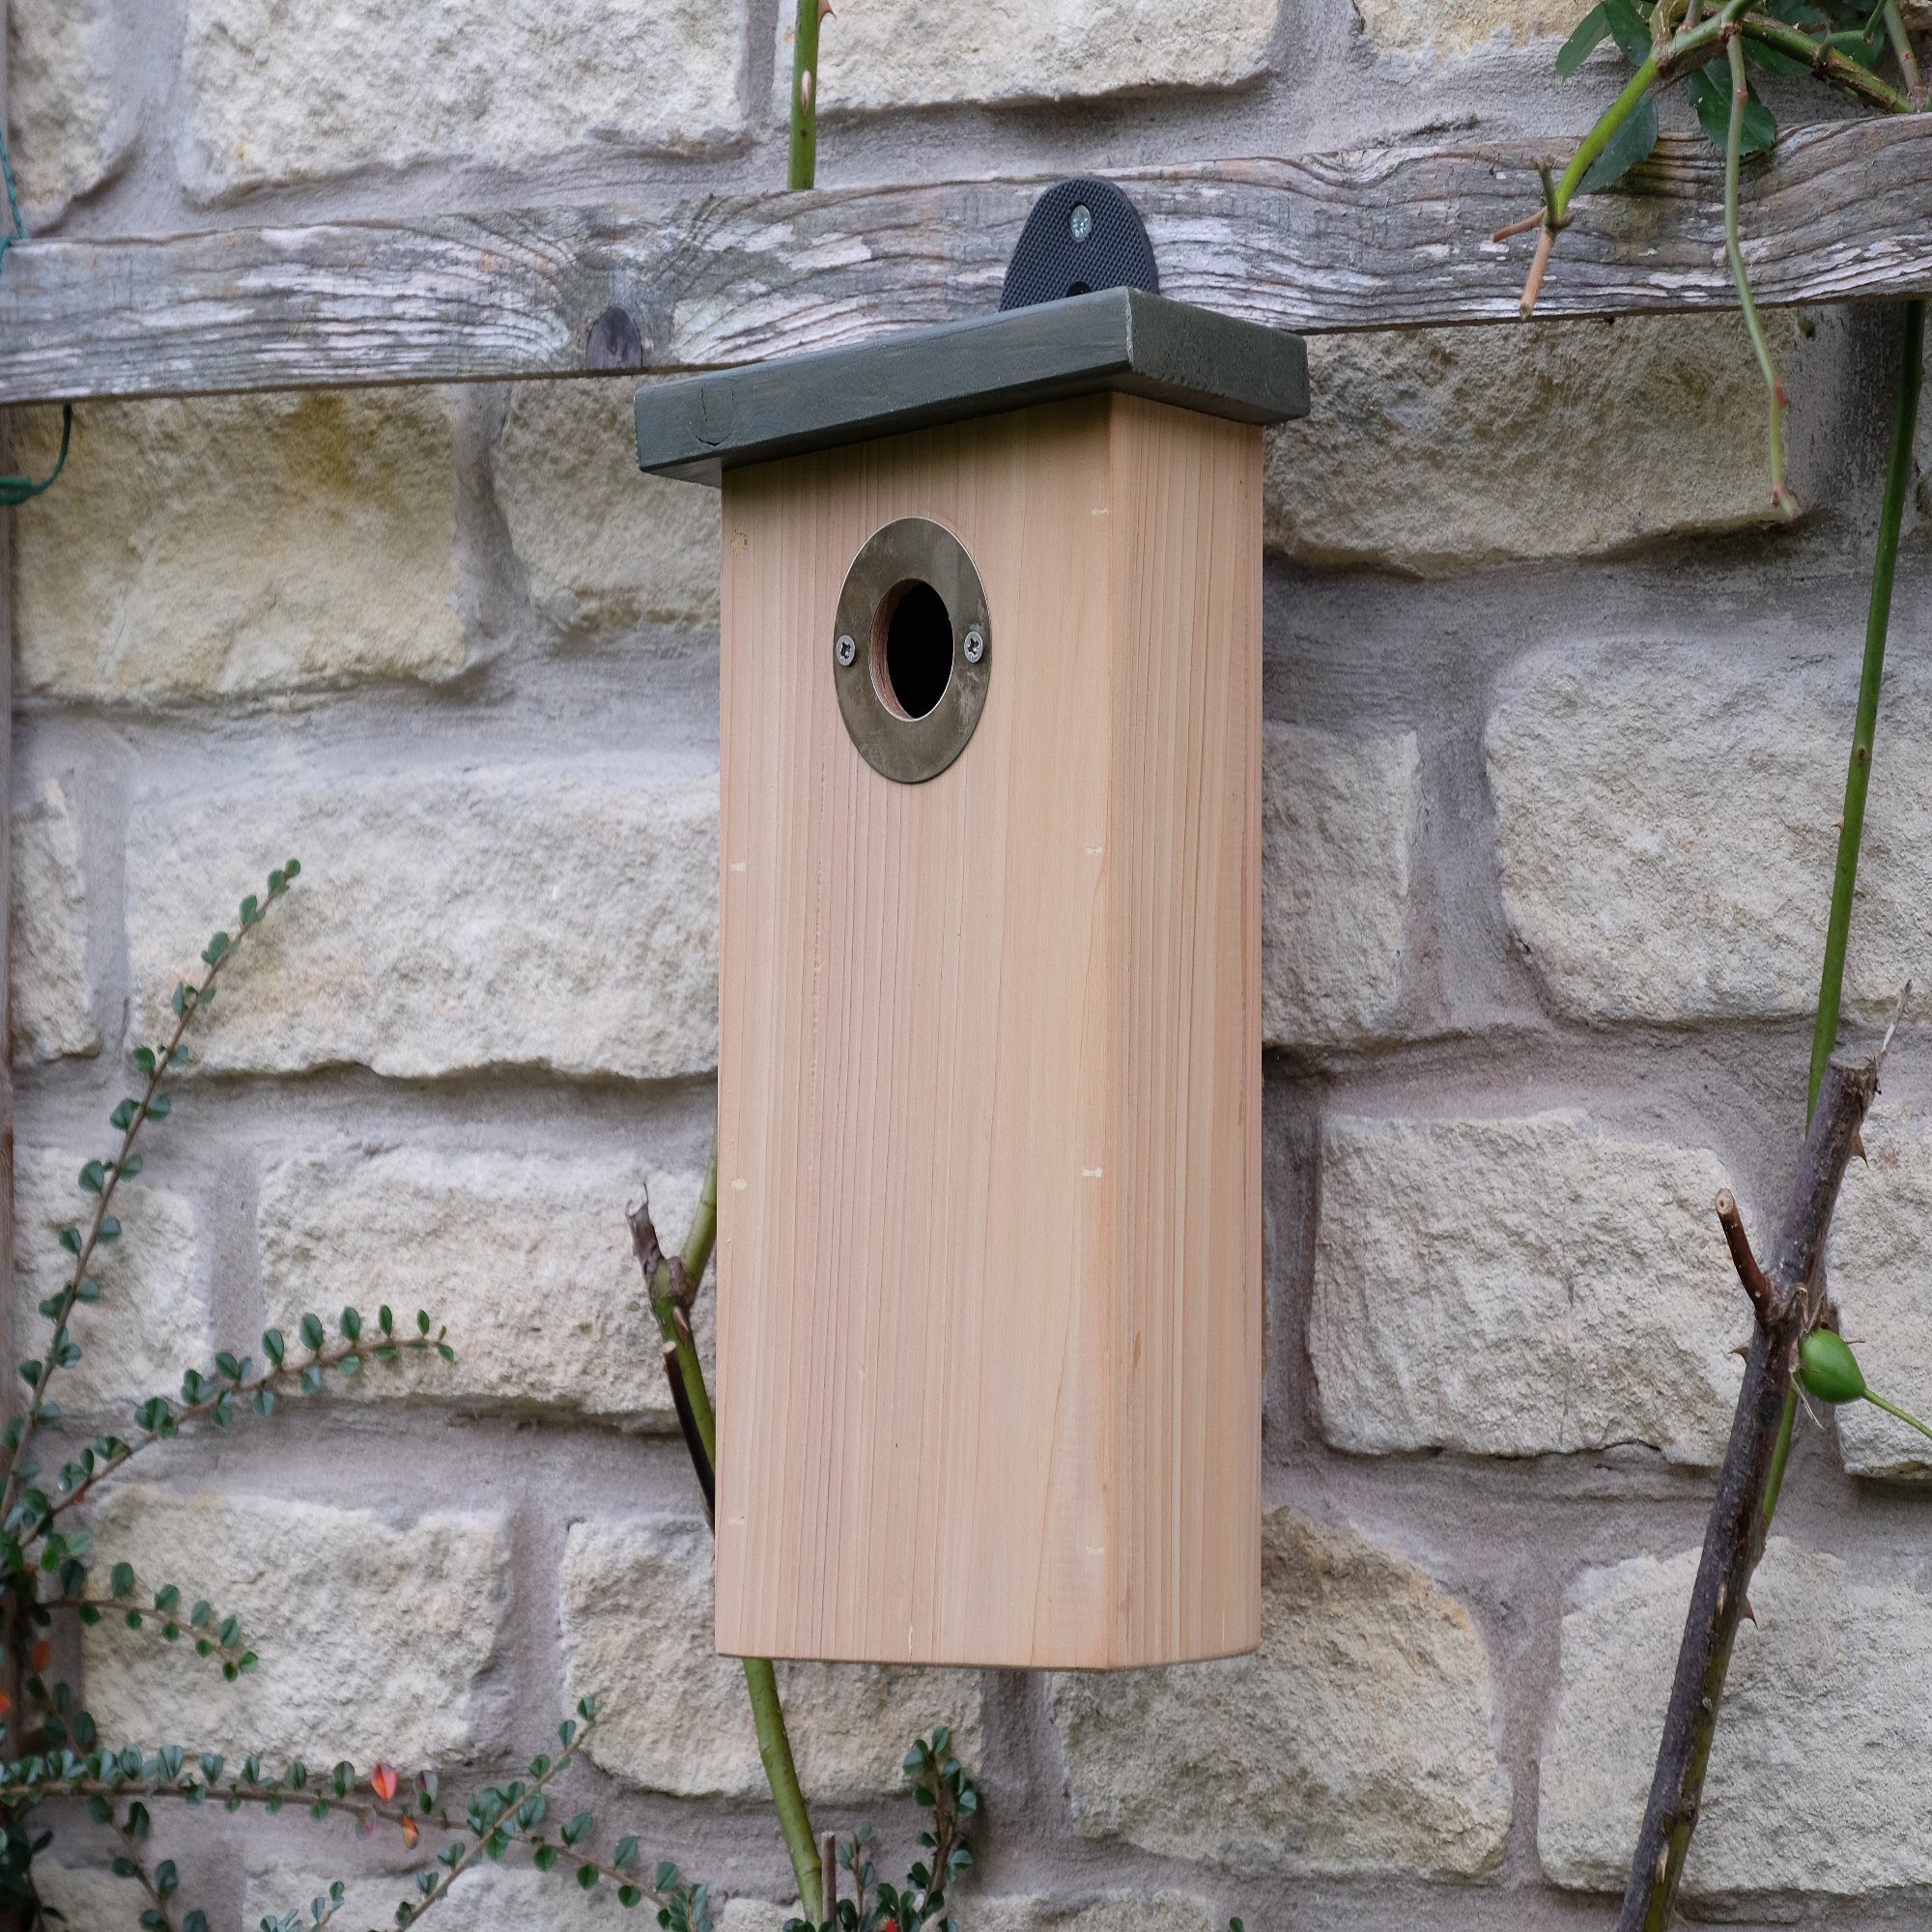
[835,634,857,667]
[963,628,985,664]
[1069,204,1093,242]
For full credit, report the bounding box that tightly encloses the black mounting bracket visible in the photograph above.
[999,179,1158,312]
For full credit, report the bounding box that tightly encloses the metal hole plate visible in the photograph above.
[833,517,991,785]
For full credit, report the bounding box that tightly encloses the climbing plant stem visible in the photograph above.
[1806,298,1925,1119]
[648,1147,821,1922]
[1723,33,1791,513]
[1761,1387,1797,1522]
[788,0,822,190]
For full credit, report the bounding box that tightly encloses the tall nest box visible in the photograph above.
[638,181,1309,1670]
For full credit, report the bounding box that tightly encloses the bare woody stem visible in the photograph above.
[1722,30,1795,515]
[1618,1053,1881,1930]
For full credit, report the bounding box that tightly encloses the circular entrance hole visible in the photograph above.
[870,579,953,721]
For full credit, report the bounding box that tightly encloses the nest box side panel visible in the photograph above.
[1101,395,1264,1664]
[714,400,1123,1668]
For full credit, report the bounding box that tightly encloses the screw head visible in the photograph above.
[962,628,985,664]
[1069,203,1093,242]
[835,633,857,667]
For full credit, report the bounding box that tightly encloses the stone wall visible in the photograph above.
[7,1,1932,1926]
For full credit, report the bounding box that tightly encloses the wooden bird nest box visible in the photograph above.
[638,185,1308,1669]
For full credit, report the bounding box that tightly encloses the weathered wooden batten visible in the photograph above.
[639,282,1307,1669]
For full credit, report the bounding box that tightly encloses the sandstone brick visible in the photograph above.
[5,0,128,225]
[1827,1106,1932,1477]
[724,1900,1217,1932]
[30,1863,138,1927]
[1311,1112,1742,1463]
[246,1865,631,1930]
[1049,1507,1511,1876]
[1355,0,1591,60]
[13,778,98,1065]
[180,0,750,197]
[497,382,721,636]
[127,769,718,1080]
[561,1518,982,1801]
[82,1489,507,1764]
[779,0,1277,114]
[13,390,462,705]
[1267,314,1819,572]
[14,1145,205,1415]
[1488,640,1932,1024]
[259,1148,711,1427]
[1541,1538,1932,1895]
[1263,724,1418,1049]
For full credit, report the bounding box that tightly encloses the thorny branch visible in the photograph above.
[1619,1048,1883,1931]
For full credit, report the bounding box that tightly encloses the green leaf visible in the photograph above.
[147,1095,171,1122]
[97,1217,121,1244]
[108,1095,136,1128]
[1577,93,1658,194]
[202,931,231,967]
[340,1307,362,1343]
[78,1161,105,1193]
[1602,0,1649,61]
[1687,67,1776,154]
[299,1314,326,1352]
[1555,2,1609,73]
[264,1327,287,1368]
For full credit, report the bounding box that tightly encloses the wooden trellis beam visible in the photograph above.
[1,118,1930,407]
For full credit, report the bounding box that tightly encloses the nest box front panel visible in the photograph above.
[715,393,1261,1670]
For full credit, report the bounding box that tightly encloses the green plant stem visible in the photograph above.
[1738,15,1917,108]
[788,0,821,189]
[1864,1389,1932,1440]
[747,1656,820,1918]
[644,1148,822,1922]
[1761,1387,1798,1521]
[647,1148,719,1462]
[1884,0,1923,94]
[1548,1,1750,225]
[1551,53,1662,220]
[1722,32,1793,514]
[1806,298,1925,1116]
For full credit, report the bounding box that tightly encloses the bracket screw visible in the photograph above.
[1069,204,1093,242]
[963,629,985,664]
[836,634,857,667]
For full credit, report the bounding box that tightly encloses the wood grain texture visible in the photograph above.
[0,0,20,1746]
[714,395,1261,1668]
[4,121,1932,404]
